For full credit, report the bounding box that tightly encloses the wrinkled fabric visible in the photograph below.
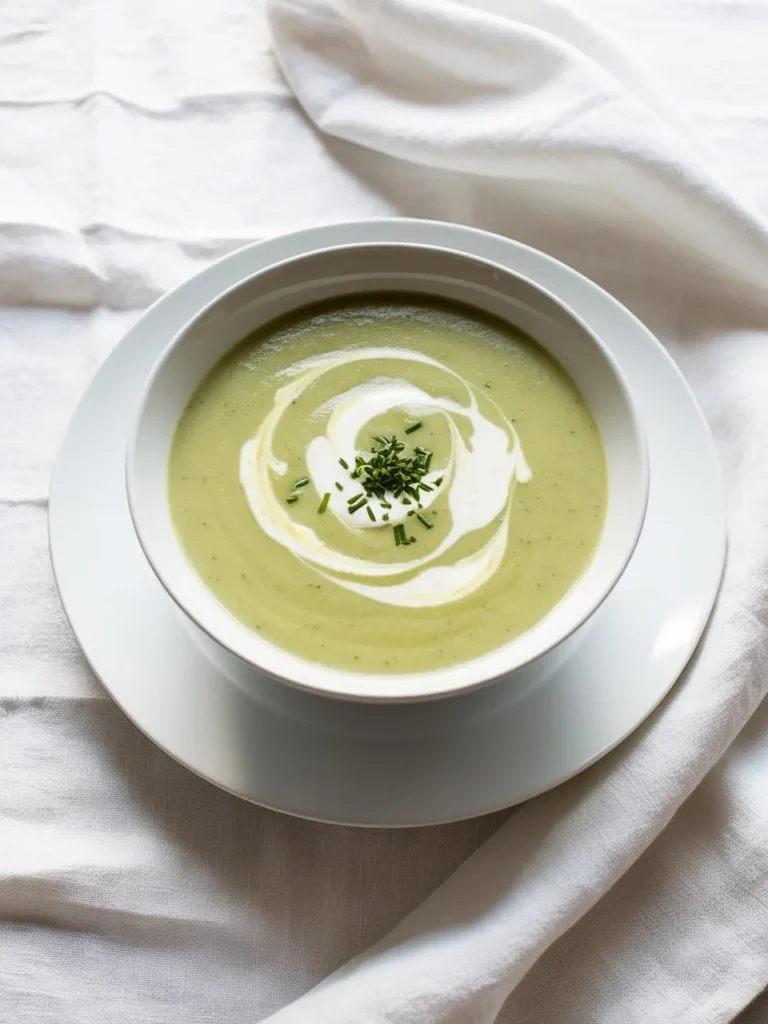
[3,0,768,1021]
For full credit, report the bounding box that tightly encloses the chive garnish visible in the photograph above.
[286,495,299,504]
[394,525,402,546]
[338,458,349,470]
[383,513,390,521]
[318,492,331,514]
[417,513,433,529]
[434,476,444,486]
[337,432,445,529]
[335,482,344,491]
[294,477,310,488]
[366,506,376,522]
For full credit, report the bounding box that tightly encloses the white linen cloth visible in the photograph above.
[3,0,768,1021]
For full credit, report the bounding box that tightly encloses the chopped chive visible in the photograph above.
[286,495,299,504]
[408,535,416,543]
[366,506,376,522]
[407,510,414,516]
[348,498,368,514]
[394,525,402,546]
[294,477,310,488]
[342,432,448,511]
[417,513,433,529]
[383,513,390,521]
[335,482,344,491]
[317,492,331,514]
[434,476,444,486]
[338,457,349,470]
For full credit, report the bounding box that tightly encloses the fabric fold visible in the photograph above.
[260,0,768,1020]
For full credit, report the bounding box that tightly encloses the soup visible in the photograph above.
[168,297,607,673]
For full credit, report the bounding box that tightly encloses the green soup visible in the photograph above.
[169,297,607,673]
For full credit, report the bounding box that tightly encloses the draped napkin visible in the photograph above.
[3,0,768,1022]
[260,0,768,1020]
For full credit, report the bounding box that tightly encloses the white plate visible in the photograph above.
[49,219,725,827]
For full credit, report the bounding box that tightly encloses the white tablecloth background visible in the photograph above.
[3,1,768,1021]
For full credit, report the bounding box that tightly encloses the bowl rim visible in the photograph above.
[126,237,650,702]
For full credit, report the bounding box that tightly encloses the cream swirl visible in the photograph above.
[239,347,531,608]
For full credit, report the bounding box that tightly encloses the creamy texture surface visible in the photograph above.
[169,297,607,673]
[239,346,531,608]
